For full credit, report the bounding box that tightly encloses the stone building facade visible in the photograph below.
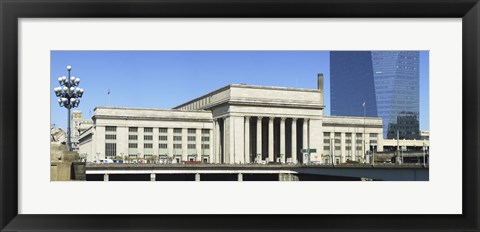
[79,75,384,164]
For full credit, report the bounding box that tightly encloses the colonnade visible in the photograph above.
[213,116,311,164]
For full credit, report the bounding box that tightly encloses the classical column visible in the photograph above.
[280,117,286,163]
[303,118,309,163]
[244,116,251,164]
[223,117,227,164]
[214,119,220,164]
[256,117,263,162]
[291,118,297,164]
[268,117,274,162]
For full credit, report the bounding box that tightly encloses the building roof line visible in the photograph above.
[93,106,208,113]
[173,83,321,109]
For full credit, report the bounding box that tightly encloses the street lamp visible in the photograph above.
[54,65,84,151]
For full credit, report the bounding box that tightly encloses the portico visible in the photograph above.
[174,79,325,164]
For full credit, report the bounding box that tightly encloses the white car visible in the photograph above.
[99,159,114,164]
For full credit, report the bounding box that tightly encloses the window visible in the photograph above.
[201,129,210,134]
[159,135,168,141]
[174,136,182,141]
[159,128,167,133]
[144,135,153,141]
[345,133,352,144]
[323,132,330,144]
[105,143,116,157]
[144,127,153,133]
[188,128,196,134]
[173,128,182,133]
[128,135,138,140]
[128,143,138,148]
[173,144,182,149]
[188,144,196,149]
[201,137,210,142]
[105,134,116,140]
[129,127,138,132]
[356,133,363,144]
[144,143,153,149]
[201,144,210,149]
[188,136,196,142]
[159,144,167,149]
[105,126,116,132]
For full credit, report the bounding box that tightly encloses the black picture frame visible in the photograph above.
[1,0,479,231]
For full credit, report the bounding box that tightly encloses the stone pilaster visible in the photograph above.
[196,128,202,161]
[302,119,309,163]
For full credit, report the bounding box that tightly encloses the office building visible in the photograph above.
[330,51,420,139]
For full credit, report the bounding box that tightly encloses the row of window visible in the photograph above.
[105,126,211,134]
[127,143,211,149]
[107,144,212,157]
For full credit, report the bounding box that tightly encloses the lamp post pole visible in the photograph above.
[54,65,84,151]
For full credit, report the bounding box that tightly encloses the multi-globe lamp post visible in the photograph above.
[53,65,84,151]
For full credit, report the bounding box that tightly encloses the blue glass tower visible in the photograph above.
[330,51,378,117]
[330,51,420,139]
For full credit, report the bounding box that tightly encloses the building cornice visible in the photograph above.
[173,84,321,109]
[94,115,213,123]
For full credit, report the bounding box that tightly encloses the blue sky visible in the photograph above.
[50,51,429,130]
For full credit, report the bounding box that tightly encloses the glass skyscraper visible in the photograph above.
[330,51,420,139]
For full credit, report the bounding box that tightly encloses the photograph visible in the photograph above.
[50,50,429,181]
[2,0,478,230]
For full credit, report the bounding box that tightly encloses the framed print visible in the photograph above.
[1,0,479,231]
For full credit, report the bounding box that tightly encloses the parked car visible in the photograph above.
[99,159,114,164]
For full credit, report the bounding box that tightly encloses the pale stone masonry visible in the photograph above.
[79,75,385,164]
